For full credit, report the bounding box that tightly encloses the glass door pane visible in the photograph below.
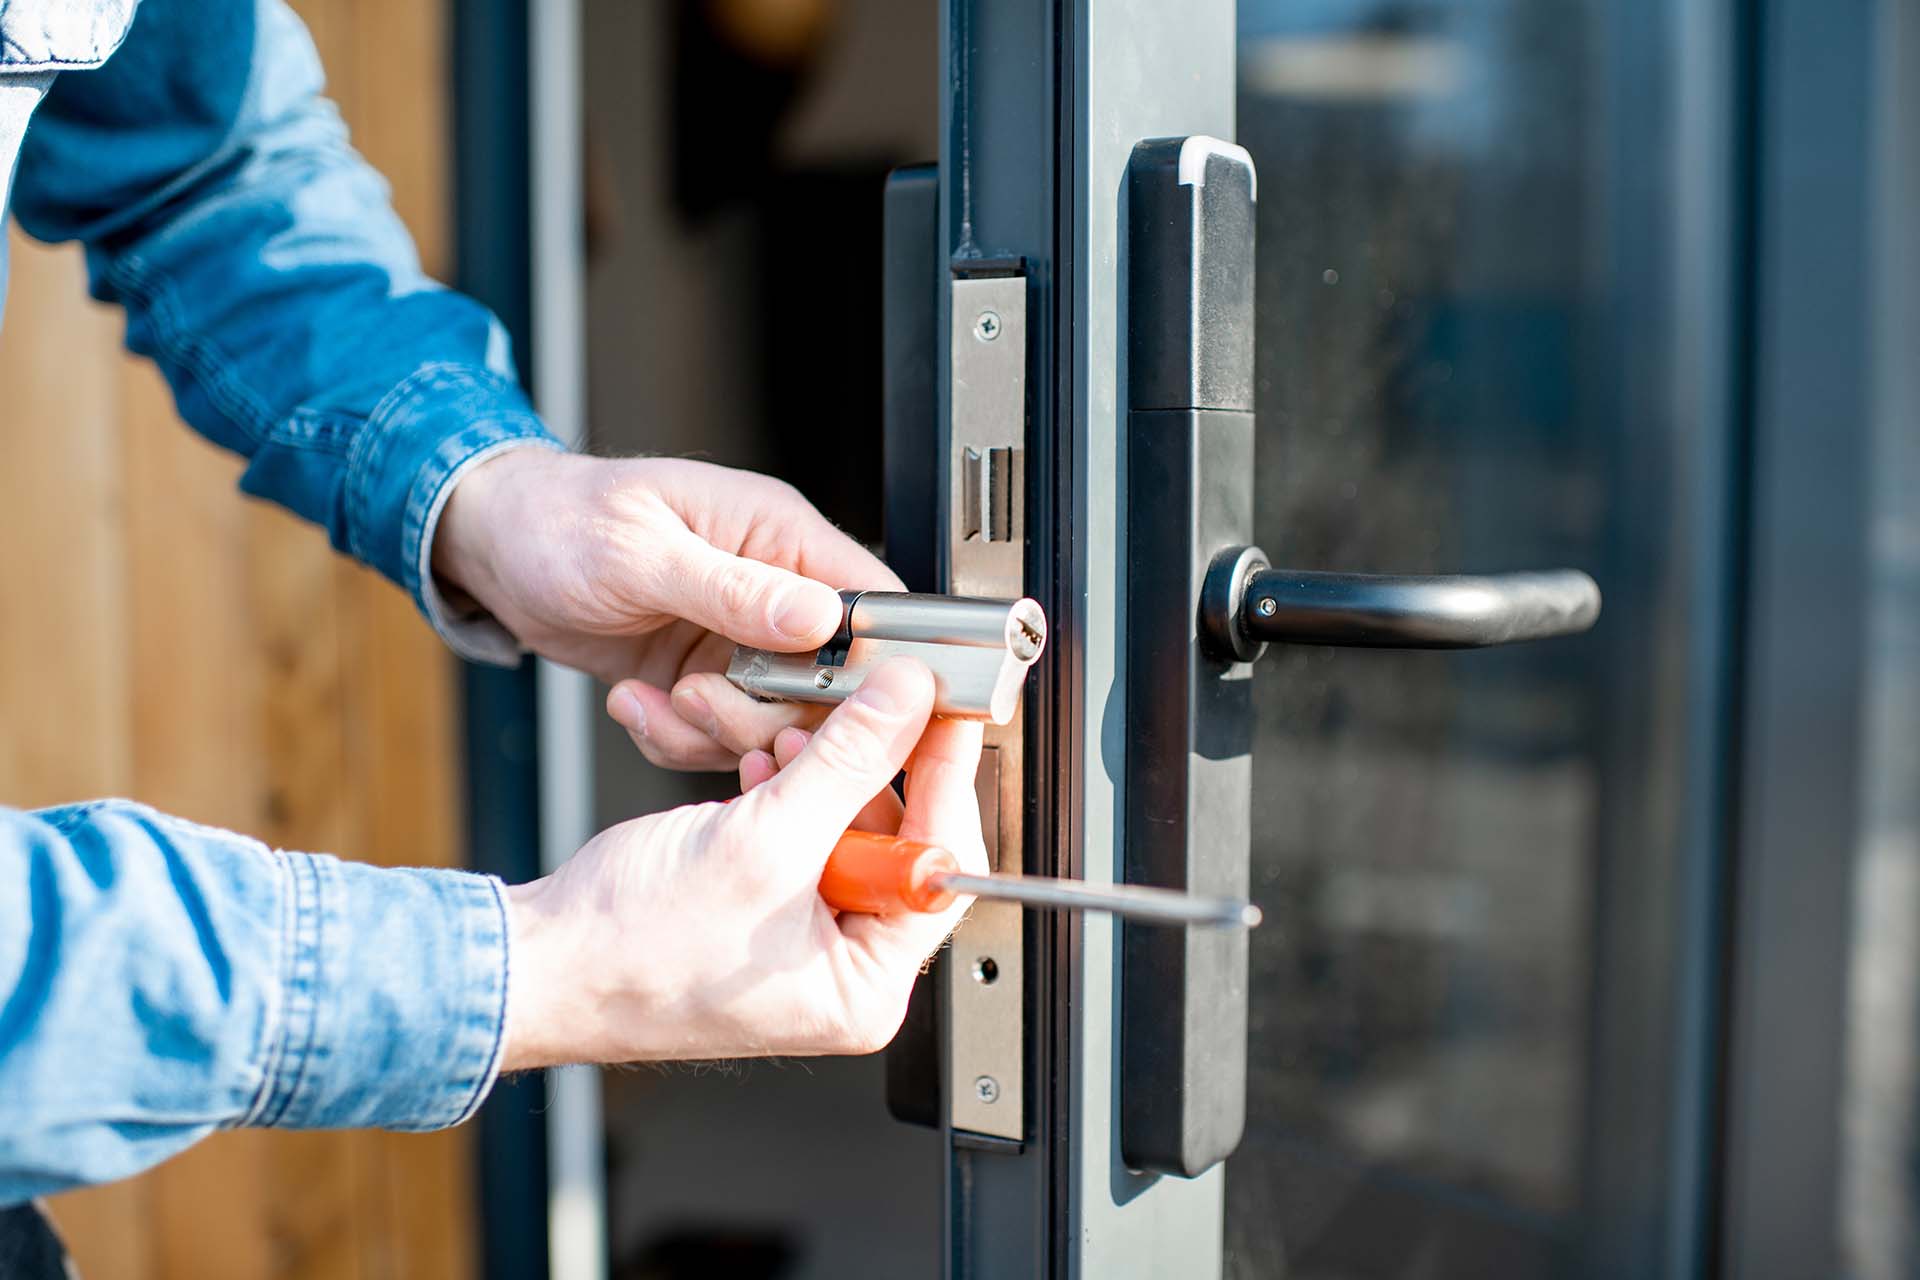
[1228,0,1729,1272]
[1835,5,1918,1273]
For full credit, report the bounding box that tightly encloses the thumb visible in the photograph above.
[654,531,844,651]
[746,659,935,867]
[897,718,988,871]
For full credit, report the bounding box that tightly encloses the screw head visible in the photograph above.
[1256,596,1278,618]
[814,669,834,689]
[973,1075,1001,1104]
[973,310,1002,342]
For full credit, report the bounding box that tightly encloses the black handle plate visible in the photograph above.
[1116,136,1601,1179]
[1120,136,1258,1178]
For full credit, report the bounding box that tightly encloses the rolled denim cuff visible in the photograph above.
[245,855,509,1132]
[416,436,570,667]
[342,362,559,626]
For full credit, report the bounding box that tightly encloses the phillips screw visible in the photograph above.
[973,310,1002,342]
[973,1075,1001,1104]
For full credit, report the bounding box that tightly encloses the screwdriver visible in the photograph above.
[822,829,1262,929]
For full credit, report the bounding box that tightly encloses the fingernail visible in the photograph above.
[772,583,841,642]
[672,687,717,736]
[775,726,809,763]
[610,688,646,735]
[741,750,774,788]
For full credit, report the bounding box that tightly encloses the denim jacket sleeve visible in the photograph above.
[9,0,560,665]
[0,800,510,1205]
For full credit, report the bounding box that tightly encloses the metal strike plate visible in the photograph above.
[947,265,1027,1142]
[726,593,1046,725]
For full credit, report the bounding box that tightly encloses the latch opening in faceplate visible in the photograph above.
[962,445,1023,543]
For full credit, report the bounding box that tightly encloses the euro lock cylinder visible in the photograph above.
[726,591,1047,725]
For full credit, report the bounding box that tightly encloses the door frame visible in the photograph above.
[935,1,1239,1274]
[943,0,1894,1276]
[453,0,605,1276]
[1718,0,1878,1274]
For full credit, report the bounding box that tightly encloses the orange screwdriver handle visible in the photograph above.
[820,830,961,915]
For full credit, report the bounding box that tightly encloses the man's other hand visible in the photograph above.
[433,449,903,769]
[498,659,987,1066]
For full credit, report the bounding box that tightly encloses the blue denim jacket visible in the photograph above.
[1,0,560,1203]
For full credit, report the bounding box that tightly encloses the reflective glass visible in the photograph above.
[1229,1,1720,1272]
[1838,6,1920,1273]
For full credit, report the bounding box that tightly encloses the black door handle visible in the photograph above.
[1199,547,1601,660]
[1120,137,1602,1182]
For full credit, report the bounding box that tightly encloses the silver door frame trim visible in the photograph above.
[529,1,607,1276]
[1064,2,1236,1274]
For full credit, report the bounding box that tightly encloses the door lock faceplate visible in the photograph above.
[947,265,1029,1143]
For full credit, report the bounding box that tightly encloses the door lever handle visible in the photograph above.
[1199,546,1601,660]
[1121,134,1605,1181]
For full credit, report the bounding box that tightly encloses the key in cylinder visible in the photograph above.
[725,591,1046,724]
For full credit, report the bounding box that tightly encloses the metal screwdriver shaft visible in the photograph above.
[819,830,1261,929]
[936,870,1262,929]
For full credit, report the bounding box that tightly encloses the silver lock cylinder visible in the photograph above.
[725,592,1047,725]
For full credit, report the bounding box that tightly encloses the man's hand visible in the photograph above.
[433,448,903,769]
[498,659,986,1066]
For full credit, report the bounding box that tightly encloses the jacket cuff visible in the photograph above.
[342,363,559,624]
[245,855,509,1132]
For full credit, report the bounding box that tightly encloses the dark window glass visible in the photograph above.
[1839,7,1920,1274]
[1228,1,1724,1272]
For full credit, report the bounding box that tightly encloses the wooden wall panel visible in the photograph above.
[0,240,129,809]
[124,364,281,1280]
[0,209,151,1280]
[2,0,481,1274]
